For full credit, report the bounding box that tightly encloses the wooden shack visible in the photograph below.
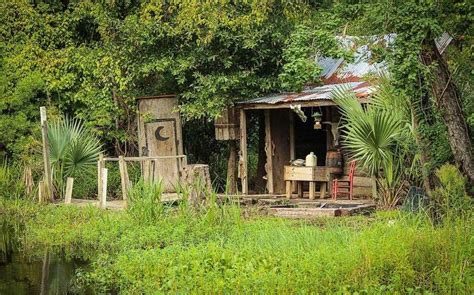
[217,82,375,198]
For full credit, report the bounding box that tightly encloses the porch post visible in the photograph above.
[289,110,296,193]
[264,110,274,194]
[239,109,248,194]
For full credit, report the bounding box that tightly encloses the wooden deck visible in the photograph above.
[67,193,182,210]
[65,193,375,217]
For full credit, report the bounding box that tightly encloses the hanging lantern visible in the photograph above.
[312,112,322,129]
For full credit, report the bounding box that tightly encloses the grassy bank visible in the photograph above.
[1,199,472,294]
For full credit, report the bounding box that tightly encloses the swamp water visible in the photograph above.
[0,220,88,294]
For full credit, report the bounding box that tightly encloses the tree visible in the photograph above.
[342,1,473,184]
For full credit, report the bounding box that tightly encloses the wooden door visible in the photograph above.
[138,96,184,193]
[144,119,179,191]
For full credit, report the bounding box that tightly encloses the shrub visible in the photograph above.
[431,164,471,222]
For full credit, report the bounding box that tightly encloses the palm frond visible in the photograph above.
[48,116,102,195]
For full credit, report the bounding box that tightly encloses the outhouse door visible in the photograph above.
[144,119,180,191]
[138,95,184,193]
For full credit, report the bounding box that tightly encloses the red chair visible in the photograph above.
[332,161,356,200]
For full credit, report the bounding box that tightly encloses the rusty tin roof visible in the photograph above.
[241,81,373,105]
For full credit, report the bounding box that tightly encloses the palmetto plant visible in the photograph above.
[48,117,102,197]
[333,87,404,176]
[333,82,412,208]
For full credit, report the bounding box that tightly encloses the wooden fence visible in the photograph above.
[97,154,188,209]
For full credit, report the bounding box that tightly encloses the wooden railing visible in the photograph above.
[97,154,188,209]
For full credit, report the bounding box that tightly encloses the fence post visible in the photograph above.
[40,107,53,202]
[100,168,108,209]
[97,153,104,203]
[65,177,74,204]
[118,156,129,203]
[38,180,45,203]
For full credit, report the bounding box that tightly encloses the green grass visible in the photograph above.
[0,199,472,294]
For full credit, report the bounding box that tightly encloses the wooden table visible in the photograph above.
[284,166,330,199]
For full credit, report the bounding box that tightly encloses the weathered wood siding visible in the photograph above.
[137,96,184,192]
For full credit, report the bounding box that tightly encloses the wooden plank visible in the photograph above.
[284,166,329,182]
[40,107,53,201]
[264,110,273,194]
[64,177,74,204]
[118,156,129,201]
[241,100,337,110]
[215,109,240,140]
[100,168,108,209]
[289,111,297,193]
[239,109,248,194]
[309,182,315,199]
[268,207,341,218]
[103,155,186,162]
[289,110,295,160]
[143,159,150,182]
[138,96,183,192]
[97,153,104,201]
[285,181,292,199]
[38,180,44,203]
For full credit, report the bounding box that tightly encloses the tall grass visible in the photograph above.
[0,161,27,199]
[127,180,164,222]
[0,200,471,294]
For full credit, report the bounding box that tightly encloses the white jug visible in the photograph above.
[305,152,317,167]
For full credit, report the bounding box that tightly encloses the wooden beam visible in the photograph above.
[103,155,187,162]
[239,109,248,194]
[143,160,151,182]
[241,100,337,110]
[289,110,295,161]
[100,168,108,209]
[38,180,44,203]
[40,107,53,201]
[65,177,74,204]
[97,153,104,202]
[289,110,296,193]
[264,110,274,194]
[118,156,129,202]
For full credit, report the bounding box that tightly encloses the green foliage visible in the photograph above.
[0,162,25,199]
[432,164,471,222]
[333,80,414,208]
[48,116,102,197]
[0,0,318,157]
[342,0,472,181]
[333,83,408,178]
[279,25,350,91]
[127,180,164,223]
[49,117,102,176]
[0,200,471,294]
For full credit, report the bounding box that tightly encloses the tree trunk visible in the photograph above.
[226,140,238,194]
[421,39,474,183]
[411,105,433,194]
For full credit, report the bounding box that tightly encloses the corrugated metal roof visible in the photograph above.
[319,33,451,84]
[239,33,451,106]
[241,81,373,105]
[318,35,394,84]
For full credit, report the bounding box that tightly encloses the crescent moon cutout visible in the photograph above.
[155,126,169,141]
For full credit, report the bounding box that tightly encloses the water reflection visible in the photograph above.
[0,220,84,294]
